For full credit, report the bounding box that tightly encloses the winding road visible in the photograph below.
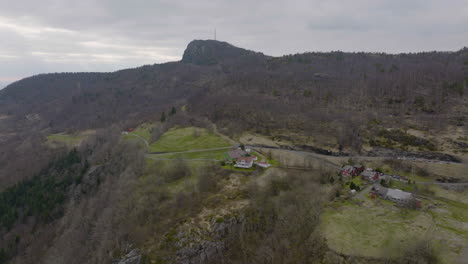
[148,146,235,155]
[125,131,466,187]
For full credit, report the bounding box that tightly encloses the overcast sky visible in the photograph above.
[0,0,467,88]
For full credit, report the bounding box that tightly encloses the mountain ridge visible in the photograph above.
[0,39,466,136]
[2,40,467,92]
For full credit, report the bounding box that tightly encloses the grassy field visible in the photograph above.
[427,186,468,204]
[345,177,365,189]
[150,149,228,160]
[321,193,468,263]
[126,123,152,142]
[46,131,94,147]
[122,123,153,148]
[149,127,231,152]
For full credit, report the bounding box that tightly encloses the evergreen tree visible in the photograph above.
[170,106,176,116]
[160,111,166,122]
[0,248,7,264]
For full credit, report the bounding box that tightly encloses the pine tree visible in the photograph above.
[170,106,176,116]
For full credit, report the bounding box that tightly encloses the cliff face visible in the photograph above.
[181,39,261,65]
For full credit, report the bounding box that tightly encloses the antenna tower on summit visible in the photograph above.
[214,28,216,40]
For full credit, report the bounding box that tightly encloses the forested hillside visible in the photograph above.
[0,40,466,264]
[0,40,466,134]
[0,40,466,185]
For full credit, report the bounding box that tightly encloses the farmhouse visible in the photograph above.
[234,156,257,168]
[225,148,271,169]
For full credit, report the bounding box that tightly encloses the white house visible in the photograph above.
[234,156,257,168]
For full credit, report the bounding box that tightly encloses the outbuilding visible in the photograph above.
[255,161,271,168]
[361,169,380,182]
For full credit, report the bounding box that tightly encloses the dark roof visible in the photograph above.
[227,149,247,159]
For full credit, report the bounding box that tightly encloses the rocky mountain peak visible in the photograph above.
[181,39,254,65]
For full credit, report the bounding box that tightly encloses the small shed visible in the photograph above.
[255,161,271,168]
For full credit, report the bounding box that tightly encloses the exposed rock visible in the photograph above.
[182,40,260,65]
[116,249,141,264]
[174,216,244,264]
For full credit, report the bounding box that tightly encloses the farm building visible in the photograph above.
[225,148,247,161]
[361,169,380,181]
[341,165,359,177]
[372,184,420,207]
[255,161,271,168]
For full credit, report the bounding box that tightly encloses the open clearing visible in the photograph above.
[321,192,468,264]
[149,127,231,152]
[46,130,95,148]
[124,123,152,142]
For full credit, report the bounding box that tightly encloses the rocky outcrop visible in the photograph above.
[181,40,259,65]
[115,249,141,264]
[174,217,244,264]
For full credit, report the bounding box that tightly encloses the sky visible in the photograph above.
[0,0,467,89]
